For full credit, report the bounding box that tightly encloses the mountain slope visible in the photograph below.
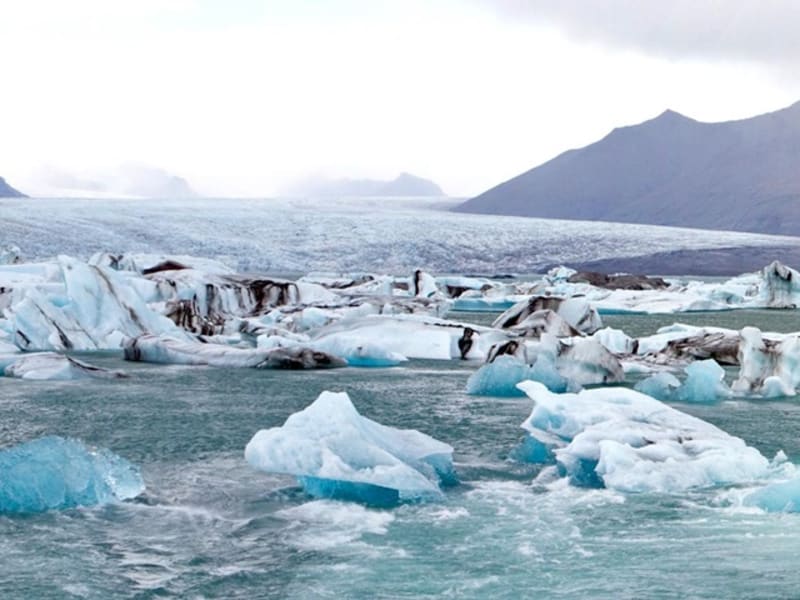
[455,101,800,235]
[0,176,27,198]
[287,173,445,197]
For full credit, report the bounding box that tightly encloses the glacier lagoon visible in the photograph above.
[5,198,800,597]
[3,311,800,598]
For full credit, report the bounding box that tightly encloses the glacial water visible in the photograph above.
[4,311,800,599]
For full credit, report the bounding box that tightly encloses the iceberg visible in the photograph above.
[744,477,800,513]
[0,436,144,513]
[634,359,731,403]
[5,256,188,351]
[493,296,602,335]
[467,335,623,396]
[124,335,346,369]
[516,381,776,493]
[466,354,568,396]
[732,327,800,397]
[311,314,510,361]
[634,371,681,401]
[2,353,126,380]
[245,391,456,506]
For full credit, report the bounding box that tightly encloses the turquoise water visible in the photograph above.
[4,313,800,598]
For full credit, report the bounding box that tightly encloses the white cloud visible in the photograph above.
[1,1,798,197]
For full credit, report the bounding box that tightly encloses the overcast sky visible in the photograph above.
[2,0,799,197]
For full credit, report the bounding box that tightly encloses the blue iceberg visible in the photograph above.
[0,436,144,514]
[634,359,731,404]
[744,478,800,513]
[466,354,568,396]
[244,391,456,506]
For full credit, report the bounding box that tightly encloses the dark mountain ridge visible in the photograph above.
[455,101,800,235]
[0,176,26,198]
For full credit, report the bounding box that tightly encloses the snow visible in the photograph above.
[0,436,144,513]
[244,391,456,506]
[515,381,780,493]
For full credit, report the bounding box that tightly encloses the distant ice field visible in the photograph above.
[3,196,799,274]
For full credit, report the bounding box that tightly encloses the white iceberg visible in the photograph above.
[244,391,456,505]
[123,335,346,369]
[2,353,126,380]
[516,381,778,493]
[732,326,800,397]
[311,314,510,361]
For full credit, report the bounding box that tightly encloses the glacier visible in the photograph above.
[244,391,456,506]
[0,436,144,513]
[2,196,798,274]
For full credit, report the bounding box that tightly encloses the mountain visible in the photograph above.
[31,164,197,198]
[287,172,445,197]
[455,101,800,235]
[0,176,26,198]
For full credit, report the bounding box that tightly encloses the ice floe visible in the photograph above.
[1,352,126,380]
[123,335,346,369]
[245,390,456,506]
[515,381,785,493]
[0,436,144,513]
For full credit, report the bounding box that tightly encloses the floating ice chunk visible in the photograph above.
[678,359,732,403]
[0,436,144,513]
[310,336,407,367]
[0,338,20,354]
[516,381,774,493]
[636,324,740,364]
[0,244,22,265]
[494,296,602,335]
[466,354,568,396]
[592,327,636,354]
[312,314,509,361]
[245,391,456,506]
[504,309,581,338]
[636,360,731,404]
[3,353,126,380]
[744,477,800,512]
[124,335,346,369]
[634,372,681,401]
[755,261,800,308]
[409,269,439,298]
[467,335,622,396]
[6,256,188,351]
[545,266,577,282]
[733,326,800,397]
[554,336,624,386]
